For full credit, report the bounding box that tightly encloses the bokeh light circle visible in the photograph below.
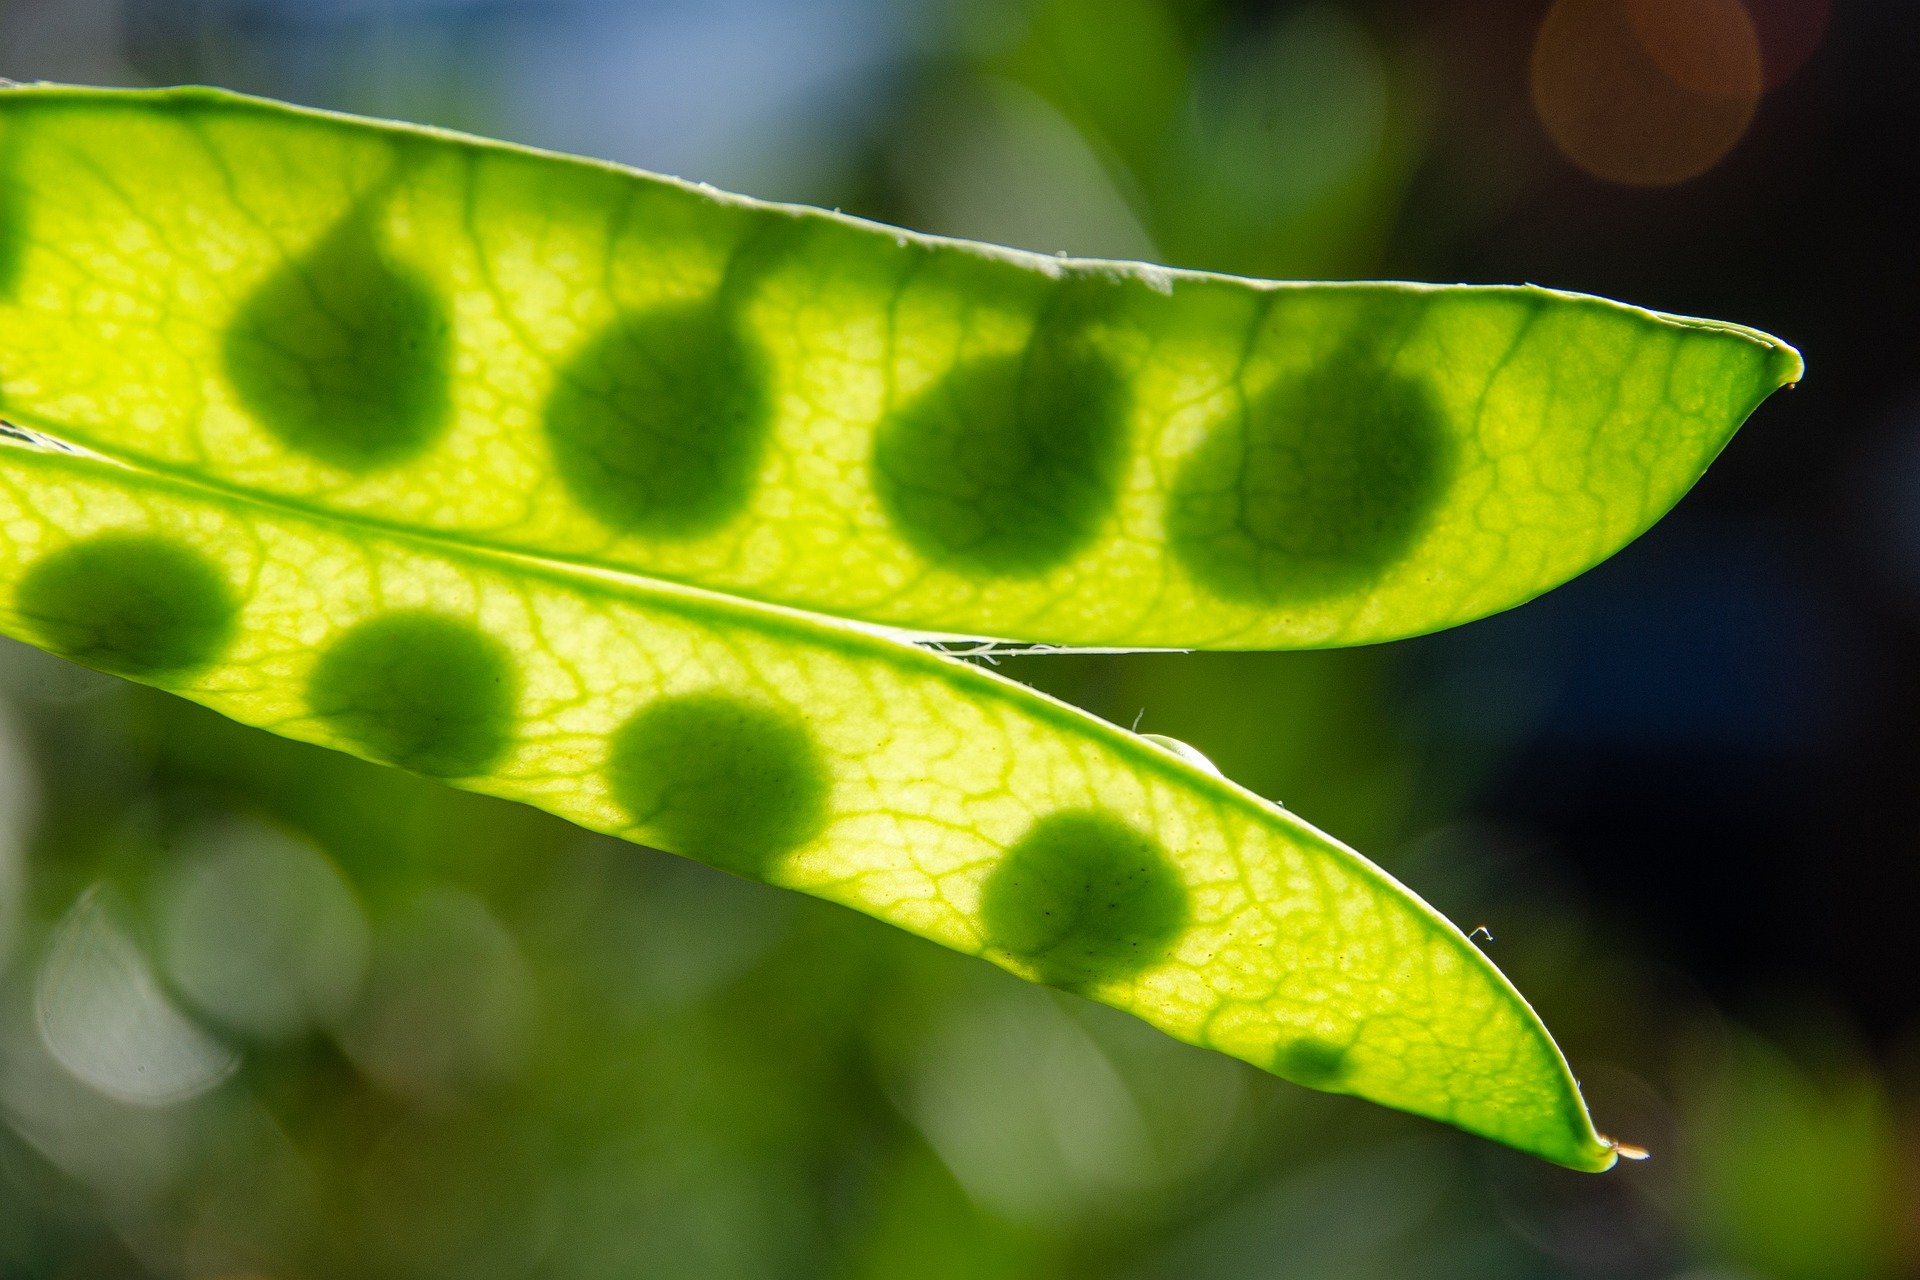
[1532,0,1764,187]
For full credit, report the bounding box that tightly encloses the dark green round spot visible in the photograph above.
[1275,1036,1352,1088]
[14,533,237,681]
[307,611,516,778]
[980,809,1187,990]
[1166,362,1453,604]
[607,693,827,879]
[223,210,452,471]
[872,334,1129,577]
[545,301,773,537]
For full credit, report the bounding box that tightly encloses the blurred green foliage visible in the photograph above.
[899,0,1420,277]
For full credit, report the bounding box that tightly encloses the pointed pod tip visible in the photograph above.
[1707,319,1802,392]
[1557,1131,1649,1173]
[1662,309,1802,395]
[1766,338,1806,391]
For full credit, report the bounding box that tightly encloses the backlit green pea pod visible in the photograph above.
[0,442,1621,1170]
[0,86,1798,650]
[0,83,1801,1170]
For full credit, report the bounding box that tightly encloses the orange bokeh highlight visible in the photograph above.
[1628,0,1765,99]
[1532,0,1763,187]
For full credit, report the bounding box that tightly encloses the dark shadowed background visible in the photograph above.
[1,0,1914,1276]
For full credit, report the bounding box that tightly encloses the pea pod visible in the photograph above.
[0,441,1622,1169]
[0,86,1798,650]
[0,84,1802,1170]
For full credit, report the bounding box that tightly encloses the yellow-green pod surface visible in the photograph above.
[0,442,1618,1170]
[0,84,1804,1171]
[0,86,1798,649]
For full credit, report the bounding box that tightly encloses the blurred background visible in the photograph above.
[0,0,1914,1275]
